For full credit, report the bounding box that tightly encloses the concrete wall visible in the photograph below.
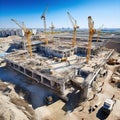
[38,45,77,58]
[6,60,66,95]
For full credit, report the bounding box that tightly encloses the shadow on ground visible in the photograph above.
[62,88,85,112]
[96,107,110,120]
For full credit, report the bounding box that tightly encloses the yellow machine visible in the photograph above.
[11,19,32,57]
[86,16,96,63]
[67,12,79,47]
[61,57,67,62]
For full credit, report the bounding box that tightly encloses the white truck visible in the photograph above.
[102,98,115,114]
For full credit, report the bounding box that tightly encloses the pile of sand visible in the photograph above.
[0,81,35,120]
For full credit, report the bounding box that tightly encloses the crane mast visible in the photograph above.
[41,7,48,44]
[50,22,55,34]
[96,24,104,42]
[11,19,32,57]
[86,16,96,63]
[41,7,48,33]
[25,30,32,57]
[67,12,79,46]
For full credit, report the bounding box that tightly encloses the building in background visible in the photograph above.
[0,28,37,37]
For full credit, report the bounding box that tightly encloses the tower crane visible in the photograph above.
[96,24,104,42]
[50,22,55,34]
[41,7,48,44]
[67,12,79,46]
[41,7,48,33]
[11,19,32,57]
[86,16,96,63]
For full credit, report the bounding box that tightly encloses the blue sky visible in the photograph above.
[0,0,120,28]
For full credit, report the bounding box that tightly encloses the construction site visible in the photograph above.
[0,9,120,120]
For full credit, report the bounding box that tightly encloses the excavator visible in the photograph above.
[11,19,32,57]
[86,16,96,63]
[41,7,48,44]
[67,12,79,47]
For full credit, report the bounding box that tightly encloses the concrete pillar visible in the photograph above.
[17,66,20,71]
[60,83,65,94]
[51,81,55,87]
[71,50,73,56]
[25,69,27,74]
[23,68,25,73]
[62,52,64,57]
[41,76,43,83]
[13,63,15,68]
[32,72,33,78]
[81,83,89,100]
[85,49,87,54]
[75,69,78,76]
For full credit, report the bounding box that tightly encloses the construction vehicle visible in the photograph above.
[45,96,53,105]
[53,57,59,62]
[53,57,67,62]
[86,16,96,63]
[50,22,55,34]
[67,12,79,46]
[41,7,48,44]
[107,58,120,65]
[102,98,115,114]
[61,57,67,62]
[11,19,32,57]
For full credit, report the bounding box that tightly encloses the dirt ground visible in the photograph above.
[0,81,36,120]
[0,36,120,120]
[34,52,120,120]
[35,67,120,120]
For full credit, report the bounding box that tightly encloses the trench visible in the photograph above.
[0,65,59,109]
